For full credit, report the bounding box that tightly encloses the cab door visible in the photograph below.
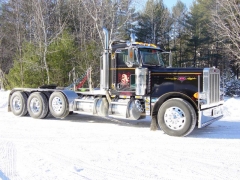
[110,48,138,94]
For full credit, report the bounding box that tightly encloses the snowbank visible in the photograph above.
[0,90,9,111]
[222,97,240,118]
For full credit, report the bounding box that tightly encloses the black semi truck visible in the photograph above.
[8,28,224,136]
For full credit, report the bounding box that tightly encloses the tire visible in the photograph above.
[27,92,48,119]
[24,91,31,97]
[10,91,28,116]
[43,91,52,117]
[49,91,69,119]
[157,98,196,137]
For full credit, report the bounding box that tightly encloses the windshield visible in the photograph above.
[139,48,164,66]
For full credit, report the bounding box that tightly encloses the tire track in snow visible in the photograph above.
[0,141,20,180]
[15,143,92,180]
[27,142,142,180]
[33,143,121,179]
[149,143,240,180]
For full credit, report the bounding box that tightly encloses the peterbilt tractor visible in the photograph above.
[8,28,224,136]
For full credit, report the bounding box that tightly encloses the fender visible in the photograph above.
[150,92,198,130]
[59,90,78,111]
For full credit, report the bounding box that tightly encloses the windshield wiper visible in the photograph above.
[144,63,162,66]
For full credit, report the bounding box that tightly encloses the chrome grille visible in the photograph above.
[203,68,220,105]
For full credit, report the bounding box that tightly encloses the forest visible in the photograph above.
[0,0,239,94]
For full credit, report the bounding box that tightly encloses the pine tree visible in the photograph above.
[134,0,171,48]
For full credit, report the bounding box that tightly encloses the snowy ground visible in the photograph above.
[0,90,240,180]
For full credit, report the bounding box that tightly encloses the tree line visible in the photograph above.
[0,0,239,89]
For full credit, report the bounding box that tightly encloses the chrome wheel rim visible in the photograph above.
[12,96,21,112]
[52,97,63,113]
[164,106,186,130]
[30,97,40,114]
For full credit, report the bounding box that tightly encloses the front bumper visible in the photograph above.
[198,103,224,128]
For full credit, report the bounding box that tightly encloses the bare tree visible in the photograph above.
[80,0,134,46]
[0,0,30,87]
[212,0,240,61]
[1,0,135,88]
[66,0,134,88]
[30,0,69,84]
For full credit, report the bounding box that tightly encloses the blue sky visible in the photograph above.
[163,0,195,10]
[134,0,195,11]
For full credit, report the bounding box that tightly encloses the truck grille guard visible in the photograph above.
[198,67,224,128]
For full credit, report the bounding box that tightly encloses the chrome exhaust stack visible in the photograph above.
[101,28,109,90]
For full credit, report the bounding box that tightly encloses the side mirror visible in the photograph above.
[128,47,134,63]
[126,47,135,67]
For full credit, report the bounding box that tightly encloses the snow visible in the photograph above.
[0,90,240,180]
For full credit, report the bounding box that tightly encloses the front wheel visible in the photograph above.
[157,98,196,137]
[49,92,69,119]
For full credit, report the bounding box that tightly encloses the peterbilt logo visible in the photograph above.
[178,76,186,82]
[165,76,196,82]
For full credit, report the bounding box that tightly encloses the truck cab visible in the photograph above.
[109,41,165,95]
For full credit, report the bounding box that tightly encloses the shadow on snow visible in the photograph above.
[44,113,240,139]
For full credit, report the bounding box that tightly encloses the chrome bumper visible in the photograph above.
[198,104,224,128]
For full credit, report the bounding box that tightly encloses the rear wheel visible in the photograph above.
[157,98,196,137]
[27,92,48,119]
[10,91,28,116]
[49,92,69,118]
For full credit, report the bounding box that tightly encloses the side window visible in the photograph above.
[116,52,128,67]
[116,49,138,67]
